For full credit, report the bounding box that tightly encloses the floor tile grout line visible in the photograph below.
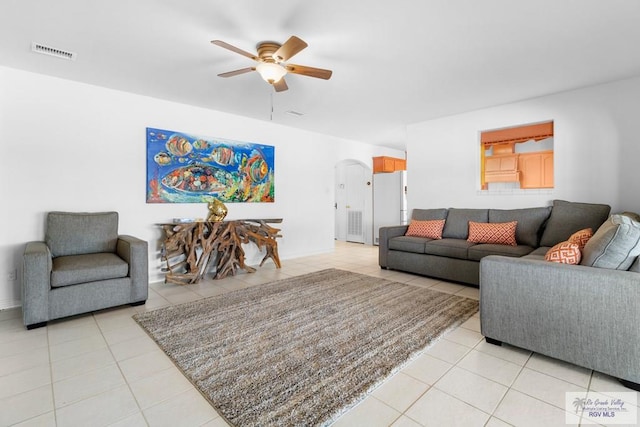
[483,414,515,427]
[509,378,590,415]
[495,349,590,417]
[471,340,533,366]
[516,363,592,396]
[98,311,152,427]
[454,358,522,389]
[0,332,50,358]
[429,384,494,421]
[370,395,405,425]
[431,362,509,416]
[51,315,124,413]
[484,354,529,421]
[578,370,596,427]
[523,367,593,390]
[126,366,193,411]
[46,322,59,426]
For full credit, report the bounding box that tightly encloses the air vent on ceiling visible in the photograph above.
[31,42,77,61]
[285,110,304,117]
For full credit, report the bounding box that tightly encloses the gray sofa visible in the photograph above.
[480,210,640,391]
[22,211,148,329]
[379,200,611,285]
[380,200,640,390]
[480,254,640,391]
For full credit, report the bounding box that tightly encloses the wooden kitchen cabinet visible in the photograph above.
[484,154,520,183]
[373,156,406,173]
[519,151,554,188]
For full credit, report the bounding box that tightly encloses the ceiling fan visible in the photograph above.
[211,36,332,92]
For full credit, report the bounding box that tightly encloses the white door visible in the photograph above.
[346,164,366,243]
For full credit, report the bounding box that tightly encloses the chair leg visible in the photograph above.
[485,337,502,346]
[619,378,640,392]
[26,321,47,330]
[130,300,146,307]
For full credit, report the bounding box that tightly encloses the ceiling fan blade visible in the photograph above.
[211,40,258,61]
[273,78,288,92]
[273,36,308,62]
[218,67,256,78]
[285,64,333,80]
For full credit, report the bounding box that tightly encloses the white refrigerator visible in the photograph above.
[373,171,407,245]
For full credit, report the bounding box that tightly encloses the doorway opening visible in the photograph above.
[334,160,372,244]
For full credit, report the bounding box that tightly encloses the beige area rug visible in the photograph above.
[134,269,479,427]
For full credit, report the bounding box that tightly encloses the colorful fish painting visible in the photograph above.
[146,127,275,203]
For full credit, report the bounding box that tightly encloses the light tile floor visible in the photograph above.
[1,241,638,427]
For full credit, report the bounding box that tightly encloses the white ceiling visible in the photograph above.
[2,1,640,150]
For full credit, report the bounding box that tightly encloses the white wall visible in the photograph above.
[0,66,401,309]
[406,76,640,215]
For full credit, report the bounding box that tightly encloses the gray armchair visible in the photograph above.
[22,211,148,329]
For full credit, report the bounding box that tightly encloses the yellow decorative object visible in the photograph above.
[207,199,228,222]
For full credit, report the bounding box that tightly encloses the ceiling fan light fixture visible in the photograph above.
[256,62,287,84]
[213,36,332,92]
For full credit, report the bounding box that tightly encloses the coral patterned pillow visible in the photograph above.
[545,241,582,264]
[405,219,445,239]
[568,228,593,250]
[467,221,517,246]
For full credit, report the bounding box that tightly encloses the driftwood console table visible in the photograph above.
[159,219,282,284]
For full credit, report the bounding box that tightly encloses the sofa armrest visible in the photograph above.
[117,235,149,303]
[22,242,52,327]
[378,225,409,267]
[480,255,640,383]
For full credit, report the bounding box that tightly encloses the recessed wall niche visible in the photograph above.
[480,121,554,191]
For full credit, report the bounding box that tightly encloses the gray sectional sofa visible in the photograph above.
[378,200,610,285]
[379,200,640,390]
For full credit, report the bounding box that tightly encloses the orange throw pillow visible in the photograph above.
[545,241,582,264]
[467,221,517,246]
[568,228,593,250]
[405,219,445,239]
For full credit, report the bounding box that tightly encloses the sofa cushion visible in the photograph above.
[51,252,129,288]
[580,214,640,270]
[411,208,448,221]
[545,241,582,264]
[630,257,640,272]
[442,209,489,239]
[539,200,610,247]
[568,228,593,250]
[389,236,430,253]
[468,244,534,261]
[522,246,551,261]
[424,239,476,260]
[467,221,517,246]
[47,212,119,257]
[406,219,445,239]
[489,207,551,247]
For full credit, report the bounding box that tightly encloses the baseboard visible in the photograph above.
[0,299,21,311]
[149,272,164,283]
